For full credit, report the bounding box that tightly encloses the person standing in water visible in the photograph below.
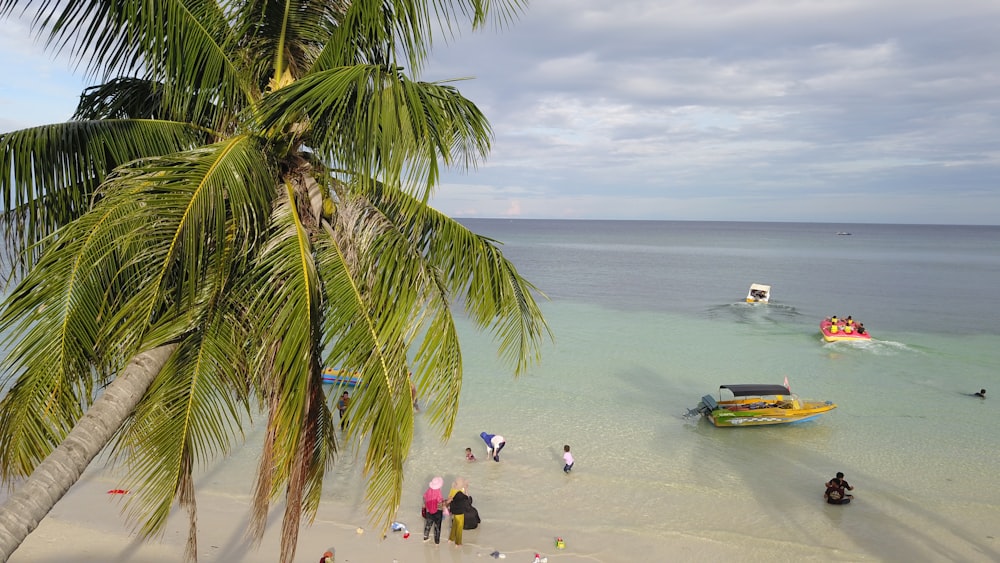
[562,444,574,473]
[446,477,471,546]
[410,379,419,411]
[336,392,350,429]
[480,432,506,462]
[422,476,444,544]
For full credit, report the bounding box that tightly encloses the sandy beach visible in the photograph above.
[4,446,787,563]
[4,467,713,563]
[8,454,999,563]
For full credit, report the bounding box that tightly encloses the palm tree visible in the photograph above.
[0,0,547,561]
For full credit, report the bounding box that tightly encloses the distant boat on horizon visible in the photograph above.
[836,231,852,235]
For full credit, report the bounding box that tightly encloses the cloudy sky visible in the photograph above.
[3,0,1000,225]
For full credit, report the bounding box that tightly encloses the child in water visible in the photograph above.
[563,444,574,473]
[465,447,476,462]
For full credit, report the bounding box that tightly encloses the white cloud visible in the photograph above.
[424,0,1000,224]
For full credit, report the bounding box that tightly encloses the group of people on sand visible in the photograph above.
[826,315,866,335]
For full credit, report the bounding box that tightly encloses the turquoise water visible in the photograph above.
[11,220,1000,561]
[391,220,999,561]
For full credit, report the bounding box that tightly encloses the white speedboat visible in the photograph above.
[746,283,771,303]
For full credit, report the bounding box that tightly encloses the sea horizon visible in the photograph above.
[457,217,1000,228]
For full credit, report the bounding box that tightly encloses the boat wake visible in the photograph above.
[706,303,802,325]
[821,338,916,355]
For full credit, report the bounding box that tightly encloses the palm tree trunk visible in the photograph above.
[0,345,175,562]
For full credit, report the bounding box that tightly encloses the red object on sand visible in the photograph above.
[107,489,129,495]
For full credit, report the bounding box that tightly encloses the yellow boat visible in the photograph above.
[321,368,361,386]
[695,384,836,427]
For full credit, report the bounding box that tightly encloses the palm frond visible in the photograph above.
[0,134,275,480]
[309,180,548,529]
[363,181,551,373]
[258,65,491,199]
[72,77,225,125]
[310,0,527,73]
[91,135,276,352]
[3,0,250,129]
[0,119,209,275]
[111,311,251,544]
[73,78,165,120]
[0,197,155,478]
[319,190,461,434]
[0,2,547,560]
[234,0,344,90]
[313,193,456,529]
[0,375,84,481]
[107,211,255,549]
[241,186,336,561]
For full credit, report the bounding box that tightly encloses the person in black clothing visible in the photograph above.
[446,487,473,545]
[974,389,986,398]
[824,471,854,505]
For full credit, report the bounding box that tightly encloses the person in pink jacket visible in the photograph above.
[422,476,444,544]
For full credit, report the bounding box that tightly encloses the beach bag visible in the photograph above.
[463,505,480,530]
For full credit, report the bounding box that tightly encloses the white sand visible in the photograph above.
[12,460,995,562]
[4,466,770,563]
[5,471,612,563]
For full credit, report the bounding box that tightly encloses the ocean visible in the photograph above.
[392,220,1000,562]
[10,219,1000,561]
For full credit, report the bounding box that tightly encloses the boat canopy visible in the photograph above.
[748,283,770,293]
[720,384,791,397]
